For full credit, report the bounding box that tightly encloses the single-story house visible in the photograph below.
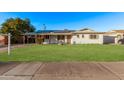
[104,30,124,44]
[23,28,105,44]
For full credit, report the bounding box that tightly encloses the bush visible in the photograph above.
[36,38,43,44]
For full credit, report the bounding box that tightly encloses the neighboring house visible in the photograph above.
[105,30,124,44]
[0,34,6,46]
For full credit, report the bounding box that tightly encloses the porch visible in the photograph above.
[22,33,72,44]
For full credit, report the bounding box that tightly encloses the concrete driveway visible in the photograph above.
[0,62,124,80]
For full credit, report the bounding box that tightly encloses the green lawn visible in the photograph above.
[0,44,124,62]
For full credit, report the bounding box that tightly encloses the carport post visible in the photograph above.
[8,33,11,55]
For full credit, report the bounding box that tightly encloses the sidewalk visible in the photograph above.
[0,62,124,80]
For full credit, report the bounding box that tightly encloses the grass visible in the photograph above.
[0,44,124,62]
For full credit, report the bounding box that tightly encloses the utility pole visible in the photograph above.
[8,33,11,55]
[42,24,46,31]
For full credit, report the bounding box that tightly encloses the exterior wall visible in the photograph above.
[0,35,5,46]
[43,39,49,44]
[42,32,123,45]
[43,35,70,44]
[49,36,58,44]
[71,34,103,44]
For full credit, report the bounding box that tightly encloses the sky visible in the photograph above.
[0,12,124,32]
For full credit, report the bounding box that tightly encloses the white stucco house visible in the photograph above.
[104,30,124,44]
[71,29,104,44]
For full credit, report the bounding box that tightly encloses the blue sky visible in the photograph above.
[0,12,124,32]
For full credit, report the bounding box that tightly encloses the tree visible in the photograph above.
[0,18,35,43]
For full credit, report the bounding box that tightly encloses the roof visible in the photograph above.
[36,30,75,33]
[23,28,105,35]
[73,28,105,34]
[79,28,94,31]
[37,32,72,35]
[23,32,37,35]
[73,32,105,34]
[23,31,72,35]
[23,29,74,35]
[112,30,124,33]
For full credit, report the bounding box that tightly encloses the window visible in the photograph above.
[58,35,64,40]
[89,34,99,39]
[77,35,79,38]
[45,35,49,39]
[82,34,84,38]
